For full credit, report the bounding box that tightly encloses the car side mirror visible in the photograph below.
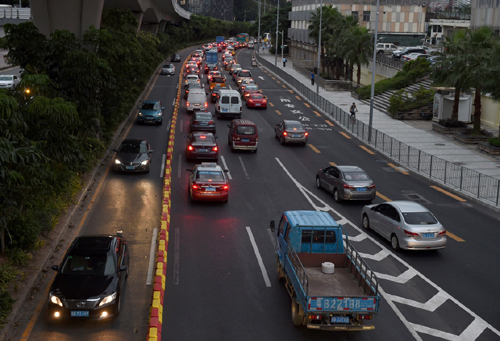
[162,107,165,110]
[119,265,128,272]
[270,220,276,231]
[223,169,229,173]
[52,265,59,271]
[149,150,154,153]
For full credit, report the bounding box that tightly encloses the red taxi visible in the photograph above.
[246,93,268,109]
[187,162,229,203]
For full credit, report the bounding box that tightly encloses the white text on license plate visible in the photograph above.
[423,233,435,238]
[71,311,89,317]
[331,316,349,323]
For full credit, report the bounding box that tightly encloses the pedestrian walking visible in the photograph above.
[310,72,315,86]
[349,102,358,124]
[283,57,287,67]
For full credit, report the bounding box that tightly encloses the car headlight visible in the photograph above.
[156,112,162,117]
[138,112,143,117]
[141,160,149,166]
[99,292,117,306]
[115,159,121,165]
[50,293,64,307]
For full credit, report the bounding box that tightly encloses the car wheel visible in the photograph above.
[280,136,285,145]
[362,214,370,229]
[333,189,342,203]
[253,148,257,153]
[316,177,321,189]
[159,120,163,125]
[391,234,400,251]
[146,166,150,174]
[291,298,306,327]
[276,256,285,282]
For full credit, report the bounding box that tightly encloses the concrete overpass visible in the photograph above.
[29,0,191,38]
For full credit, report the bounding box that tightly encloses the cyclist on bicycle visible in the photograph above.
[350,102,358,122]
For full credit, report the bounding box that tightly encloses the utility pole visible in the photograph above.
[257,0,261,52]
[368,0,380,142]
[316,0,322,94]
[274,0,279,66]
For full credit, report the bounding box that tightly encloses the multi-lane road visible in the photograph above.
[5,46,500,341]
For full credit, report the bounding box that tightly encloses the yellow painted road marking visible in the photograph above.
[276,110,282,115]
[339,132,351,139]
[387,163,409,175]
[376,192,392,202]
[360,145,375,155]
[325,120,334,126]
[430,186,467,202]
[289,90,293,93]
[313,111,321,117]
[308,144,321,153]
[269,102,275,107]
[446,231,465,242]
[295,95,301,100]
[272,77,276,80]
[277,80,281,84]
[282,85,287,88]
[329,162,337,166]
[304,103,311,108]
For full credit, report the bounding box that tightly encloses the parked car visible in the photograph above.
[0,74,20,89]
[137,100,164,125]
[361,201,447,251]
[170,53,181,62]
[160,63,175,75]
[376,43,398,55]
[48,233,129,320]
[316,165,376,203]
[112,139,153,173]
[190,111,216,133]
[392,47,426,59]
[274,120,308,146]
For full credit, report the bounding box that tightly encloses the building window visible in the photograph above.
[352,11,358,21]
[432,25,442,33]
[363,11,370,21]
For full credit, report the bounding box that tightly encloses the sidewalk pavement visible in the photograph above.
[255,48,500,207]
[0,50,12,70]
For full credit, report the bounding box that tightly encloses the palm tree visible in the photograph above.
[338,25,372,84]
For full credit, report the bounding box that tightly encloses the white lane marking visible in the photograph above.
[172,98,175,106]
[274,157,500,340]
[173,227,180,285]
[387,292,449,312]
[178,154,182,178]
[176,83,179,89]
[160,154,166,178]
[146,228,159,285]
[220,156,232,179]
[246,226,271,287]
[375,268,418,284]
[359,249,390,261]
[238,157,250,179]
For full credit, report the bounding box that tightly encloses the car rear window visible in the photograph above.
[196,171,224,181]
[230,97,239,104]
[285,122,304,130]
[194,134,215,143]
[343,171,370,181]
[402,212,438,225]
[239,71,251,77]
[195,113,212,120]
[236,125,256,135]
[212,77,225,83]
[221,96,230,104]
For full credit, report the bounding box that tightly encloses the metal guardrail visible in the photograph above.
[346,241,379,296]
[256,54,500,208]
[0,8,31,20]
[287,242,309,296]
[374,54,405,70]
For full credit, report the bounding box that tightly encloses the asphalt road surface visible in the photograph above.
[9,47,500,341]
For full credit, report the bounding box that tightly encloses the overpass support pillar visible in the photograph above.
[141,22,159,35]
[30,0,104,38]
[133,11,144,33]
[159,21,166,34]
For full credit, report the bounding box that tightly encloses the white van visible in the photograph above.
[216,89,242,119]
[187,89,208,114]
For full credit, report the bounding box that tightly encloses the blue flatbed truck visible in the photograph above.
[270,210,380,331]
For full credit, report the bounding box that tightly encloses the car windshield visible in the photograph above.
[344,171,370,181]
[246,85,258,90]
[232,64,241,69]
[236,125,256,135]
[119,142,146,153]
[196,170,224,181]
[60,253,116,276]
[0,76,13,81]
[195,113,212,120]
[402,212,438,225]
[142,102,159,110]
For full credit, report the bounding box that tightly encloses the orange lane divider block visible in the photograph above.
[160,220,167,230]
[161,212,169,221]
[148,328,158,341]
[153,290,164,305]
[149,318,161,337]
[154,274,165,291]
[158,243,166,253]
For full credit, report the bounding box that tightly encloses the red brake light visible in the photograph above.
[305,132,309,136]
[192,183,199,190]
[283,131,288,136]
[212,146,218,151]
[200,135,206,139]
[343,184,355,189]
[223,185,229,190]
[248,99,253,103]
[204,102,208,108]
[187,101,190,106]
[368,184,376,189]
[357,315,372,320]
[188,145,194,151]
[193,121,199,124]
[439,230,447,236]
[209,120,214,124]
[404,229,419,237]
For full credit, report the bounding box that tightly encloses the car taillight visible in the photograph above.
[223,185,229,190]
[248,99,253,103]
[357,315,372,320]
[404,229,419,237]
[234,136,240,141]
[204,102,208,108]
[212,146,218,151]
[310,314,322,320]
[368,184,376,189]
[343,184,355,189]
[192,183,200,190]
[209,120,214,124]
[193,121,199,124]
[305,132,309,136]
[187,102,190,106]
[438,230,447,236]
[188,145,194,151]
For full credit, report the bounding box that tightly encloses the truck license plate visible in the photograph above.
[331,316,349,324]
[71,310,89,317]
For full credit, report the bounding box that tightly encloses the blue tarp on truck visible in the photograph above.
[205,50,218,64]
[216,36,225,45]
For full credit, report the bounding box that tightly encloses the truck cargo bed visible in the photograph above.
[305,267,363,297]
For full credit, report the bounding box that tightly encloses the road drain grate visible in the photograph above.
[402,193,432,204]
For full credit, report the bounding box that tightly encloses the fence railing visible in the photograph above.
[256,54,500,208]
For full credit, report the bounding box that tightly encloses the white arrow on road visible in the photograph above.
[258,76,265,80]
[298,116,310,121]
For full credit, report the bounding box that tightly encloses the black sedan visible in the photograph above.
[112,139,153,173]
[185,132,219,162]
[190,111,216,133]
[170,53,181,62]
[210,84,227,103]
[48,233,129,320]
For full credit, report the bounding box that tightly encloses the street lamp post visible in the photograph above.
[316,0,322,94]
[274,0,279,66]
[368,0,380,142]
[257,0,261,53]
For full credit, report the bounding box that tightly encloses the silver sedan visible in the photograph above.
[361,201,447,251]
[316,165,376,202]
[274,120,308,146]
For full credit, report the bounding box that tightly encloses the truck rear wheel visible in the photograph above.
[276,256,285,282]
[291,299,306,327]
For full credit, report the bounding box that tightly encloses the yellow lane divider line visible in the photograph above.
[277,80,281,84]
[430,186,467,202]
[282,85,287,88]
[289,90,294,93]
[329,162,337,166]
[325,120,334,126]
[360,145,375,155]
[295,95,302,100]
[313,111,321,117]
[272,77,276,80]
[308,144,321,153]
[269,102,275,107]
[446,231,465,242]
[387,163,409,175]
[276,110,282,115]
[376,192,392,202]
[339,132,351,139]
[304,103,311,108]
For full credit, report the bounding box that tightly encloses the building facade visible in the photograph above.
[470,0,500,30]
